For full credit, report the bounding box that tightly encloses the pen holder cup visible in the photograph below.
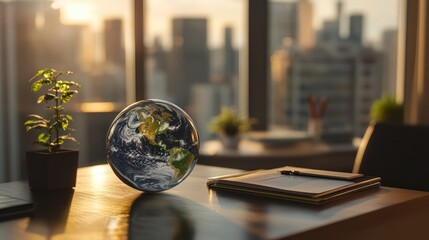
[308,118,322,141]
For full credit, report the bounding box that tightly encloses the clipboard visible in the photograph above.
[207,166,381,205]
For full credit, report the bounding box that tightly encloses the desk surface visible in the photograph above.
[0,164,428,240]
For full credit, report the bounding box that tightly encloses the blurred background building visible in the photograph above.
[269,0,392,142]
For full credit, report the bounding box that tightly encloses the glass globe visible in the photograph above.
[106,99,199,192]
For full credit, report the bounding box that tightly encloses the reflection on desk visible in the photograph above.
[200,140,358,172]
[0,164,428,239]
[128,193,258,239]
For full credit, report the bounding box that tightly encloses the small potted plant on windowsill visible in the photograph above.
[209,107,253,150]
[370,96,404,124]
[24,68,81,191]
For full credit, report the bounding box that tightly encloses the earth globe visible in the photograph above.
[106,99,199,192]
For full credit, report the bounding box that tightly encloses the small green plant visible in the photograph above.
[209,107,253,136]
[370,96,404,124]
[24,68,81,153]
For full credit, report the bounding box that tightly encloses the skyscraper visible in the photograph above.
[297,0,315,49]
[381,29,398,95]
[349,14,364,45]
[269,0,314,126]
[168,18,209,109]
[147,37,168,100]
[269,1,297,53]
[336,0,344,40]
[104,19,125,65]
[223,26,237,84]
[269,0,314,52]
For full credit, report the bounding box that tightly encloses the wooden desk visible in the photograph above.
[0,164,428,239]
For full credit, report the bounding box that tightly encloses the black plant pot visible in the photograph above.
[26,149,79,191]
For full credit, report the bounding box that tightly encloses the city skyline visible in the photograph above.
[146,0,400,49]
[48,0,400,49]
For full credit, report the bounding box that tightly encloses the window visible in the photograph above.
[144,0,245,142]
[0,0,406,182]
[268,0,401,142]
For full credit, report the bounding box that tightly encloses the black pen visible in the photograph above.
[281,170,332,178]
[280,169,362,180]
[280,170,302,176]
[280,170,337,179]
[280,170,336,179]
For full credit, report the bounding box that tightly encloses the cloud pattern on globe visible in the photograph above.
[106,99,199,192]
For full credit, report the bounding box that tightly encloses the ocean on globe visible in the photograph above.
[106,99,199,192]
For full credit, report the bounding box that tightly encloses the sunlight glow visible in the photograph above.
[80,102,119,113]
[90,165,108,188]
[59,1,93,25]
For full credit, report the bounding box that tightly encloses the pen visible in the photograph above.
[281,169,337,179]
[281,170,332,178]
[280,170,302,176]
[280,169,363,180]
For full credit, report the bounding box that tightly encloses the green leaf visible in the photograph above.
[31,81,43,92]
[72,82,81,88]
[24,119,45,126]
[25,123,48,131]
[43,69,55,79]
[61,91,76,103]
[59,135,78,143]
[66,114,73,121]
[61,119,69,130]
[27,114,45,120]
[24,118,49,131]
[37,93,55,103]
[24,120,36,126]
[56,80,80,88]
[34,69,47,78]
[56,81,71,92]
[61,81,81,88]
[37,133,50,144]
[24,117,48,131]
[51,139,64,146]
[37,95,45,103]
[31,69,50,81]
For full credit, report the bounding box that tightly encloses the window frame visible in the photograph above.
[404,0,429,124]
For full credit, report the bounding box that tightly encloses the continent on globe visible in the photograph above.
[138,109,171,148]
[106,99,199,192]
[168,147,195,181]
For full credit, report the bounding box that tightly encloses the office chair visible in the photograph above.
[353,121,429,192]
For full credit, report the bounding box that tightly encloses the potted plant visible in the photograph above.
[209,107,253,150]
[24,68,81,191]
[370,96,404,124]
